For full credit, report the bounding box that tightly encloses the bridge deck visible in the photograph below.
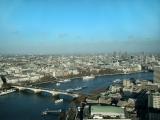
[13,86,79,97]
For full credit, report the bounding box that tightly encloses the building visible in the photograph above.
[142,84,159,91]
[154,66,160,85]
[123,80,132,88]
[110,85,122,93]
[148,109,160,120]
[148,92,160,109]
[90,105,125,119]
[148,92,160,120]
[0,77,3,88]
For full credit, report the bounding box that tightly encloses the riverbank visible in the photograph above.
[95,70,149,77]
[71,71,152,105]
[14,70,151,87]
[0,89,16,96]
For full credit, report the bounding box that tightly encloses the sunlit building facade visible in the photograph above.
[154,66,160,85]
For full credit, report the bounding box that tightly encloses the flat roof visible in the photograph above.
[91,105,124,114]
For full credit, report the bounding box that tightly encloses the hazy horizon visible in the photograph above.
[0,0,160,54]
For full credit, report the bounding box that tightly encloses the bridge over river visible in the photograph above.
[12,86,79,98]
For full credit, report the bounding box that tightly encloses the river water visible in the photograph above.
[0,72,153,120]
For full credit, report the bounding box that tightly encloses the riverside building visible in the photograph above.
[154,66,160,86]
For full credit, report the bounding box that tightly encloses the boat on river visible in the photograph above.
[74,87,82,91]
[113,79,121,83]
[54,99,63,104]
[63,79,71,82]
[56,83,60,86]
[59,79,71,83]
[41,108,62,116]
[66,88,74,92]
[83,75,95,80]
[66,85,87,92]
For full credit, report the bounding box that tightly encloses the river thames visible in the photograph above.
[0,72,153,120]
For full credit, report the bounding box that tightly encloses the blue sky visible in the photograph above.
[0,0,160,54]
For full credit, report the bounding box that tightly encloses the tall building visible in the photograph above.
[148,92,160,109]
[154,66,160,85]
[148,92,160,120]
[0,77,3,88]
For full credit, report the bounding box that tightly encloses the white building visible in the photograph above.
[110,85,122,93]
[91,105,126,119]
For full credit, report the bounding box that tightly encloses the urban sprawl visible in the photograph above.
[0,53,160,120]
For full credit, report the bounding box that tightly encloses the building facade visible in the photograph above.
[148,92,160,109]
[123,80,132,88]
[154,66,160,85]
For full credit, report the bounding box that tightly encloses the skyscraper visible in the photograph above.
[148,92,160,109]
[154,66,160,85]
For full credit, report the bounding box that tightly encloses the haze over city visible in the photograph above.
[1,1,160,120]
[0,0,160,54]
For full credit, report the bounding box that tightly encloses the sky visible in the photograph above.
[0,0,160,54]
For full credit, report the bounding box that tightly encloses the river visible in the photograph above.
[0,72,153,120]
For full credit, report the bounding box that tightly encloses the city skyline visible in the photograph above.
[0,0,160,54]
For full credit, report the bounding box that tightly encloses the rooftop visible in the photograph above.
[91,105,124,114]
